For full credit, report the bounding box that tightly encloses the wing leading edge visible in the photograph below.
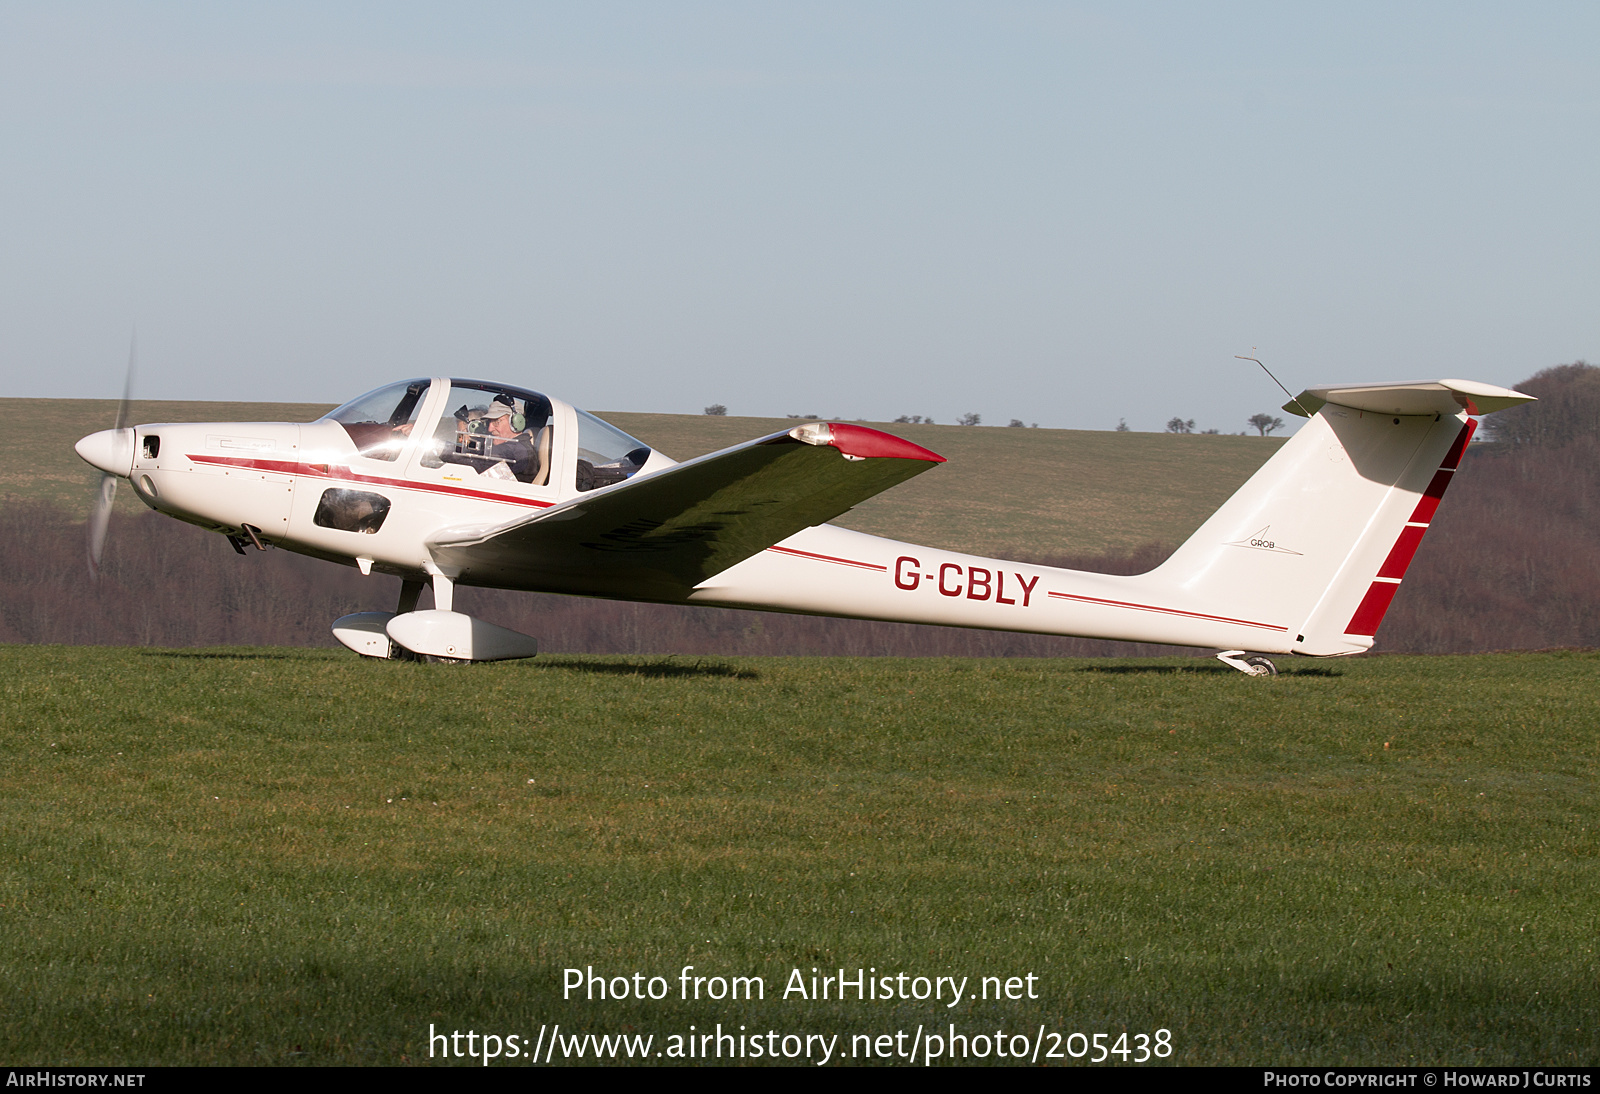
[426,422,944,600]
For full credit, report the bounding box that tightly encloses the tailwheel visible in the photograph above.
[1216,650,1278,676]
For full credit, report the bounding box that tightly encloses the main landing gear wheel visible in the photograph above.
[1216,650,1278,676]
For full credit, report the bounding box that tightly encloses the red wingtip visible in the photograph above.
[825,423,946,462]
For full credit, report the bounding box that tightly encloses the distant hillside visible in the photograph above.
[602,412,1284,557]
[3,398,1283,557]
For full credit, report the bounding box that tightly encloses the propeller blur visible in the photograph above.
[84,335,136,579]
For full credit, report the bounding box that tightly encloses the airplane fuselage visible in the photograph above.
[76,374,1535,668]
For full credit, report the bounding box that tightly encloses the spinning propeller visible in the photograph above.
[83,335,137,579]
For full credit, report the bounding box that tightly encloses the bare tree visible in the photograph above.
[1115,419,1129,432]
[1248,413,1285,436]
[957,412,981,427]
[1165,417,1195,434]
[1484,362,1599,448]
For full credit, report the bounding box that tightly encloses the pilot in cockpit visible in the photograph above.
[482,402,536,480]
[438,396,534,482]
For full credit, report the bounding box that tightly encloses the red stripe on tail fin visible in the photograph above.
[1345,581,1401,636]
[1346,418,1476,637]
[1439,418,1478,469]
[1376,524,1428,580]
[1409,469,1454,524]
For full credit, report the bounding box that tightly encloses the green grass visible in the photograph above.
[2,646,1595,1066]
[6,398,1282,555]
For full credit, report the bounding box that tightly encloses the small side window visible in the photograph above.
[313,489,392,534]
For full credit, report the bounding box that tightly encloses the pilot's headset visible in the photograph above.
[485,396,527,433]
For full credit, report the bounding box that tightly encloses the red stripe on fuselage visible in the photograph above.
[187,454,303,475]
[764,545,888,571]
[185,454,556,510]
[1046,591,1286,632]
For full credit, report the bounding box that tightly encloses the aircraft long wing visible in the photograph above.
[426,423,945,601]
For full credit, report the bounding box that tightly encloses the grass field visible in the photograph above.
[2,645,1595,1066]
[7,398,1283,556]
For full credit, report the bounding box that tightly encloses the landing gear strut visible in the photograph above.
[1216,650,1278,676]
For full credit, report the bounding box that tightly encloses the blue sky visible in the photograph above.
[1,2,1595,431]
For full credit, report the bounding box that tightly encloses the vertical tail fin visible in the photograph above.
[1148,379,1530,655]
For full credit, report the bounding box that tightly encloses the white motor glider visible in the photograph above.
[75,375,1531,672]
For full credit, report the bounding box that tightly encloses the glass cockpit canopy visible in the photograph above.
[425,381,650,491]
[320,377,653,491]
[320,379,432,462]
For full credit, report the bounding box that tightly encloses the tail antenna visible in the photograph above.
[1236,351,1313,420]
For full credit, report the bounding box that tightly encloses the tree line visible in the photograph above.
[1164,414,1285,436]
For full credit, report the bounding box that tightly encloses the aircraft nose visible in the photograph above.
[75,428,135,477]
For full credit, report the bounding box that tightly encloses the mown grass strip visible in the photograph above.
[1,647,1595,1065]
